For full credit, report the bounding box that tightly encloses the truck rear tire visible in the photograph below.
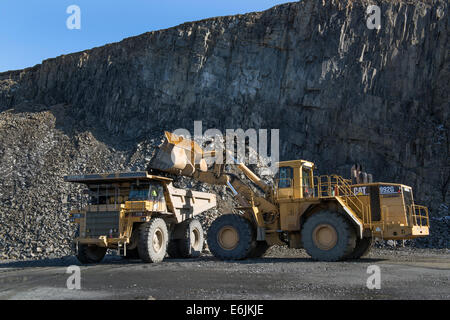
[138,218,169,263]
[167,239,182,258]
[346,237,373,259]
[248,241,270,259]
[207,214,254,260]
[301,211,356,261]
[76,244,107,264]
[178,219,204,258]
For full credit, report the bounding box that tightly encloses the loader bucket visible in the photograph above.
[150,131,207,176]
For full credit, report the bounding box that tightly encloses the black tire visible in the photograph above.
[301,211,356,261]
[123,248,140,259]
[248,241,270,259]
[76,244,107,264]
[207,214,254,260]
[124,228,140,259]
[346,237,373,259]
[167,239,182,258]
[177,219,204,258]
[138,218,169,263]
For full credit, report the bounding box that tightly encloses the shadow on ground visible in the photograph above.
[0,254,386,269]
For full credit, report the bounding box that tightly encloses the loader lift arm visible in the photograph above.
[150,132,279,229]
[149,131,285,258]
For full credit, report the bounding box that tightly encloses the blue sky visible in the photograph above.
[0,0,291,72]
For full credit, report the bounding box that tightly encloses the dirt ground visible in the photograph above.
[0,247,448,300]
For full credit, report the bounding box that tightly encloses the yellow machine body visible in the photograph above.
[149,131,429,250]
[65,172,216,249]
[273,160,429,246]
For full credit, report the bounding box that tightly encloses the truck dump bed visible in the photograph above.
[64,171,217,223]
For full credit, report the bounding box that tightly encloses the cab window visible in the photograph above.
[129,187,150,201]
[302,167,313,197]
[149,184,163,200]
[278,167,293,188]
[302,168,312,188]
[129,182,163,201]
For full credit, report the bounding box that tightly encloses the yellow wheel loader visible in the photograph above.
[64,172,216,263]
[149,131,430,261]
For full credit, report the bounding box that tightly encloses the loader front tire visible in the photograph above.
[207,214,254,260]
[346,237,373,259]
[138,218,169,263]
[301,211,356,261]
[76,244,107,264]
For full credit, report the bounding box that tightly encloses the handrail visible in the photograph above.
[335,175,370,225]
[276,174,369,225]
[313,174,370,225]
[411,204,429,227]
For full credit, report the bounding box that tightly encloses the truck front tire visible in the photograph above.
[138,218,169,263]
[207,214,254,260]
[76,244,107,264]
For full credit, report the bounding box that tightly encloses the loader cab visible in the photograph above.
[276,160,315,199]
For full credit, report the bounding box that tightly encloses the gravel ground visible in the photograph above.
[0,247,448,300]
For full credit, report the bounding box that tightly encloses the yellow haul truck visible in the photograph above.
[64,172,216,264]
[149,131,430,261]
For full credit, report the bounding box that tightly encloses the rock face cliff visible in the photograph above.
[0,0,448,259]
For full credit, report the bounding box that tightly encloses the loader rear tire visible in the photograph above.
[346,237,373,259]
[76,244,107,264]
[301,211,356,261]
[178,219,204,258]
[248,241,270,259]
[207,214,254,260]
[138,218,169,263]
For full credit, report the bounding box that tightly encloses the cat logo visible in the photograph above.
[353,186,368,196]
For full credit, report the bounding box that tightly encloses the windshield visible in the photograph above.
[129,183,163,201]
[278,167,293,188]
[302,167,313,197]
[86,182,164,205]
[302,168,311,187]
[129,188,150,201]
